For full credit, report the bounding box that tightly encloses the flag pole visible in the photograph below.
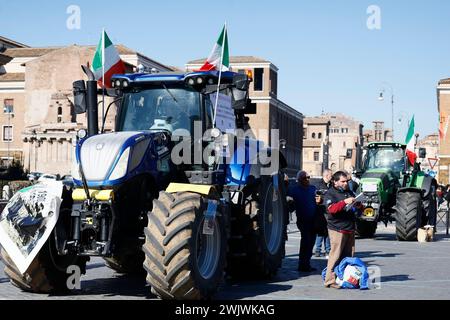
[101,28,105,131]
[212,23,227,129]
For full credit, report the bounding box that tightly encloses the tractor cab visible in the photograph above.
[111,70,256,135]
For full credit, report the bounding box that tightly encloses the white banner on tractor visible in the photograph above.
[0,181,63,274]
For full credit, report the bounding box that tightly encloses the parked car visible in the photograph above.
[27,172,42,181]
[38,174,59,182]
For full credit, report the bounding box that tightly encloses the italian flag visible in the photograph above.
[92,30,125,88]
[405,116,417,165]
[199,25,229,71]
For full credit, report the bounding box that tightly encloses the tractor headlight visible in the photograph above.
[109,147,130,180]
[77,129,87,140]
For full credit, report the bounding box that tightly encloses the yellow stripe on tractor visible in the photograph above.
[165,183,218,198]
[72,189,114,201]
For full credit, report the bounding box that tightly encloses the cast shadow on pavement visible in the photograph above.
[380,274,412,282]
[49,273,156,299]
[217,283,292,300]
[355,251,403,259]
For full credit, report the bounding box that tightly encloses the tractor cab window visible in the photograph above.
[204,96,214,129]
[118,85,200,134]
[364,147,405,173]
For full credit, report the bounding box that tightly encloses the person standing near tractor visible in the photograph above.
[312,169,332,258]
[288,170,320,272]
[323,171,362,288]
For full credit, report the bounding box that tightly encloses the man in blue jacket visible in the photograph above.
[288,170,319,272]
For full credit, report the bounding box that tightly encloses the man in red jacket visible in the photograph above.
[323,171,359,288]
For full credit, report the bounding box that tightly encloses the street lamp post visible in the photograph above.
[378,82,394,142]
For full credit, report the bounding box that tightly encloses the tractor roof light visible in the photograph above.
[187,78,195,86]
[246,70,253,81]
[196,77,204,85]
[122,80,129,88]
[77,129,87,140]
[115,80,121,88]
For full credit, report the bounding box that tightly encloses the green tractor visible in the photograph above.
[354,142,437,241]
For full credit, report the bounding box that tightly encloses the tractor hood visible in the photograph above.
[72,131,169,187]
[360,169,393,193]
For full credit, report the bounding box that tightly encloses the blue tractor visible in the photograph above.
[1,66,288,299]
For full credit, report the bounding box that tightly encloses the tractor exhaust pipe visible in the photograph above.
[86,79,99,136]
[73,66,99,137]
[82,65,99,136]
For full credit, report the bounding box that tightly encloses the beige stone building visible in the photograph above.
[437,77,450,184]
[186,57,304,176]
[0,37,172,175]
[302,117,330,177]
[0,37,29,166]
[320,113,364,173]
[363,121,393,146]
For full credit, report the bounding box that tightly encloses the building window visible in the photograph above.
[3,99,13,114]
[57,106,62,123]
[314,151,319,161]
[343,141,346,147]
[312,132,316,139]
[318,132,322,139]
[254,68,264,91]
[3,126,12,142]
[329,141,332,148]
[341,128,348,134]
[303,128,306,139]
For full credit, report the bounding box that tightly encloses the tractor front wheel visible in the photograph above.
[0,234,87,293]
[355,220,378,238]
[395,191,422,241]
[143,191,227,300]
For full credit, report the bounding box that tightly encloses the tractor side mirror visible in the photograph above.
[231,74,250,110]
[419,147,427,159]
[72,80,87,114]
[232,73,249,91]
[353,169,363,178]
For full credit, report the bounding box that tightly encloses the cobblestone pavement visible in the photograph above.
[0,222,449,300]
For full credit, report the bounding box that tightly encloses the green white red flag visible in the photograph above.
[92,30,125,88]
[405,116,417,165]
[199,25,229,71]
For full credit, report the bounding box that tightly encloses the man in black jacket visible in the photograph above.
[312,169,332,257]
[323,171,359,288]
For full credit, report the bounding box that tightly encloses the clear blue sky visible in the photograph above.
[2,0,450,140]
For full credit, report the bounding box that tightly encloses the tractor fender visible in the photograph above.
[397,187,423,195]
[165,183,220,198]
[420,176,437,199]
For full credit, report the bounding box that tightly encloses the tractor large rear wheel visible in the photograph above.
[355,220,378,238]
[395,191,422,241]
[143,191,227,300]
[0,234,87,293]
[227,173,287,279]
